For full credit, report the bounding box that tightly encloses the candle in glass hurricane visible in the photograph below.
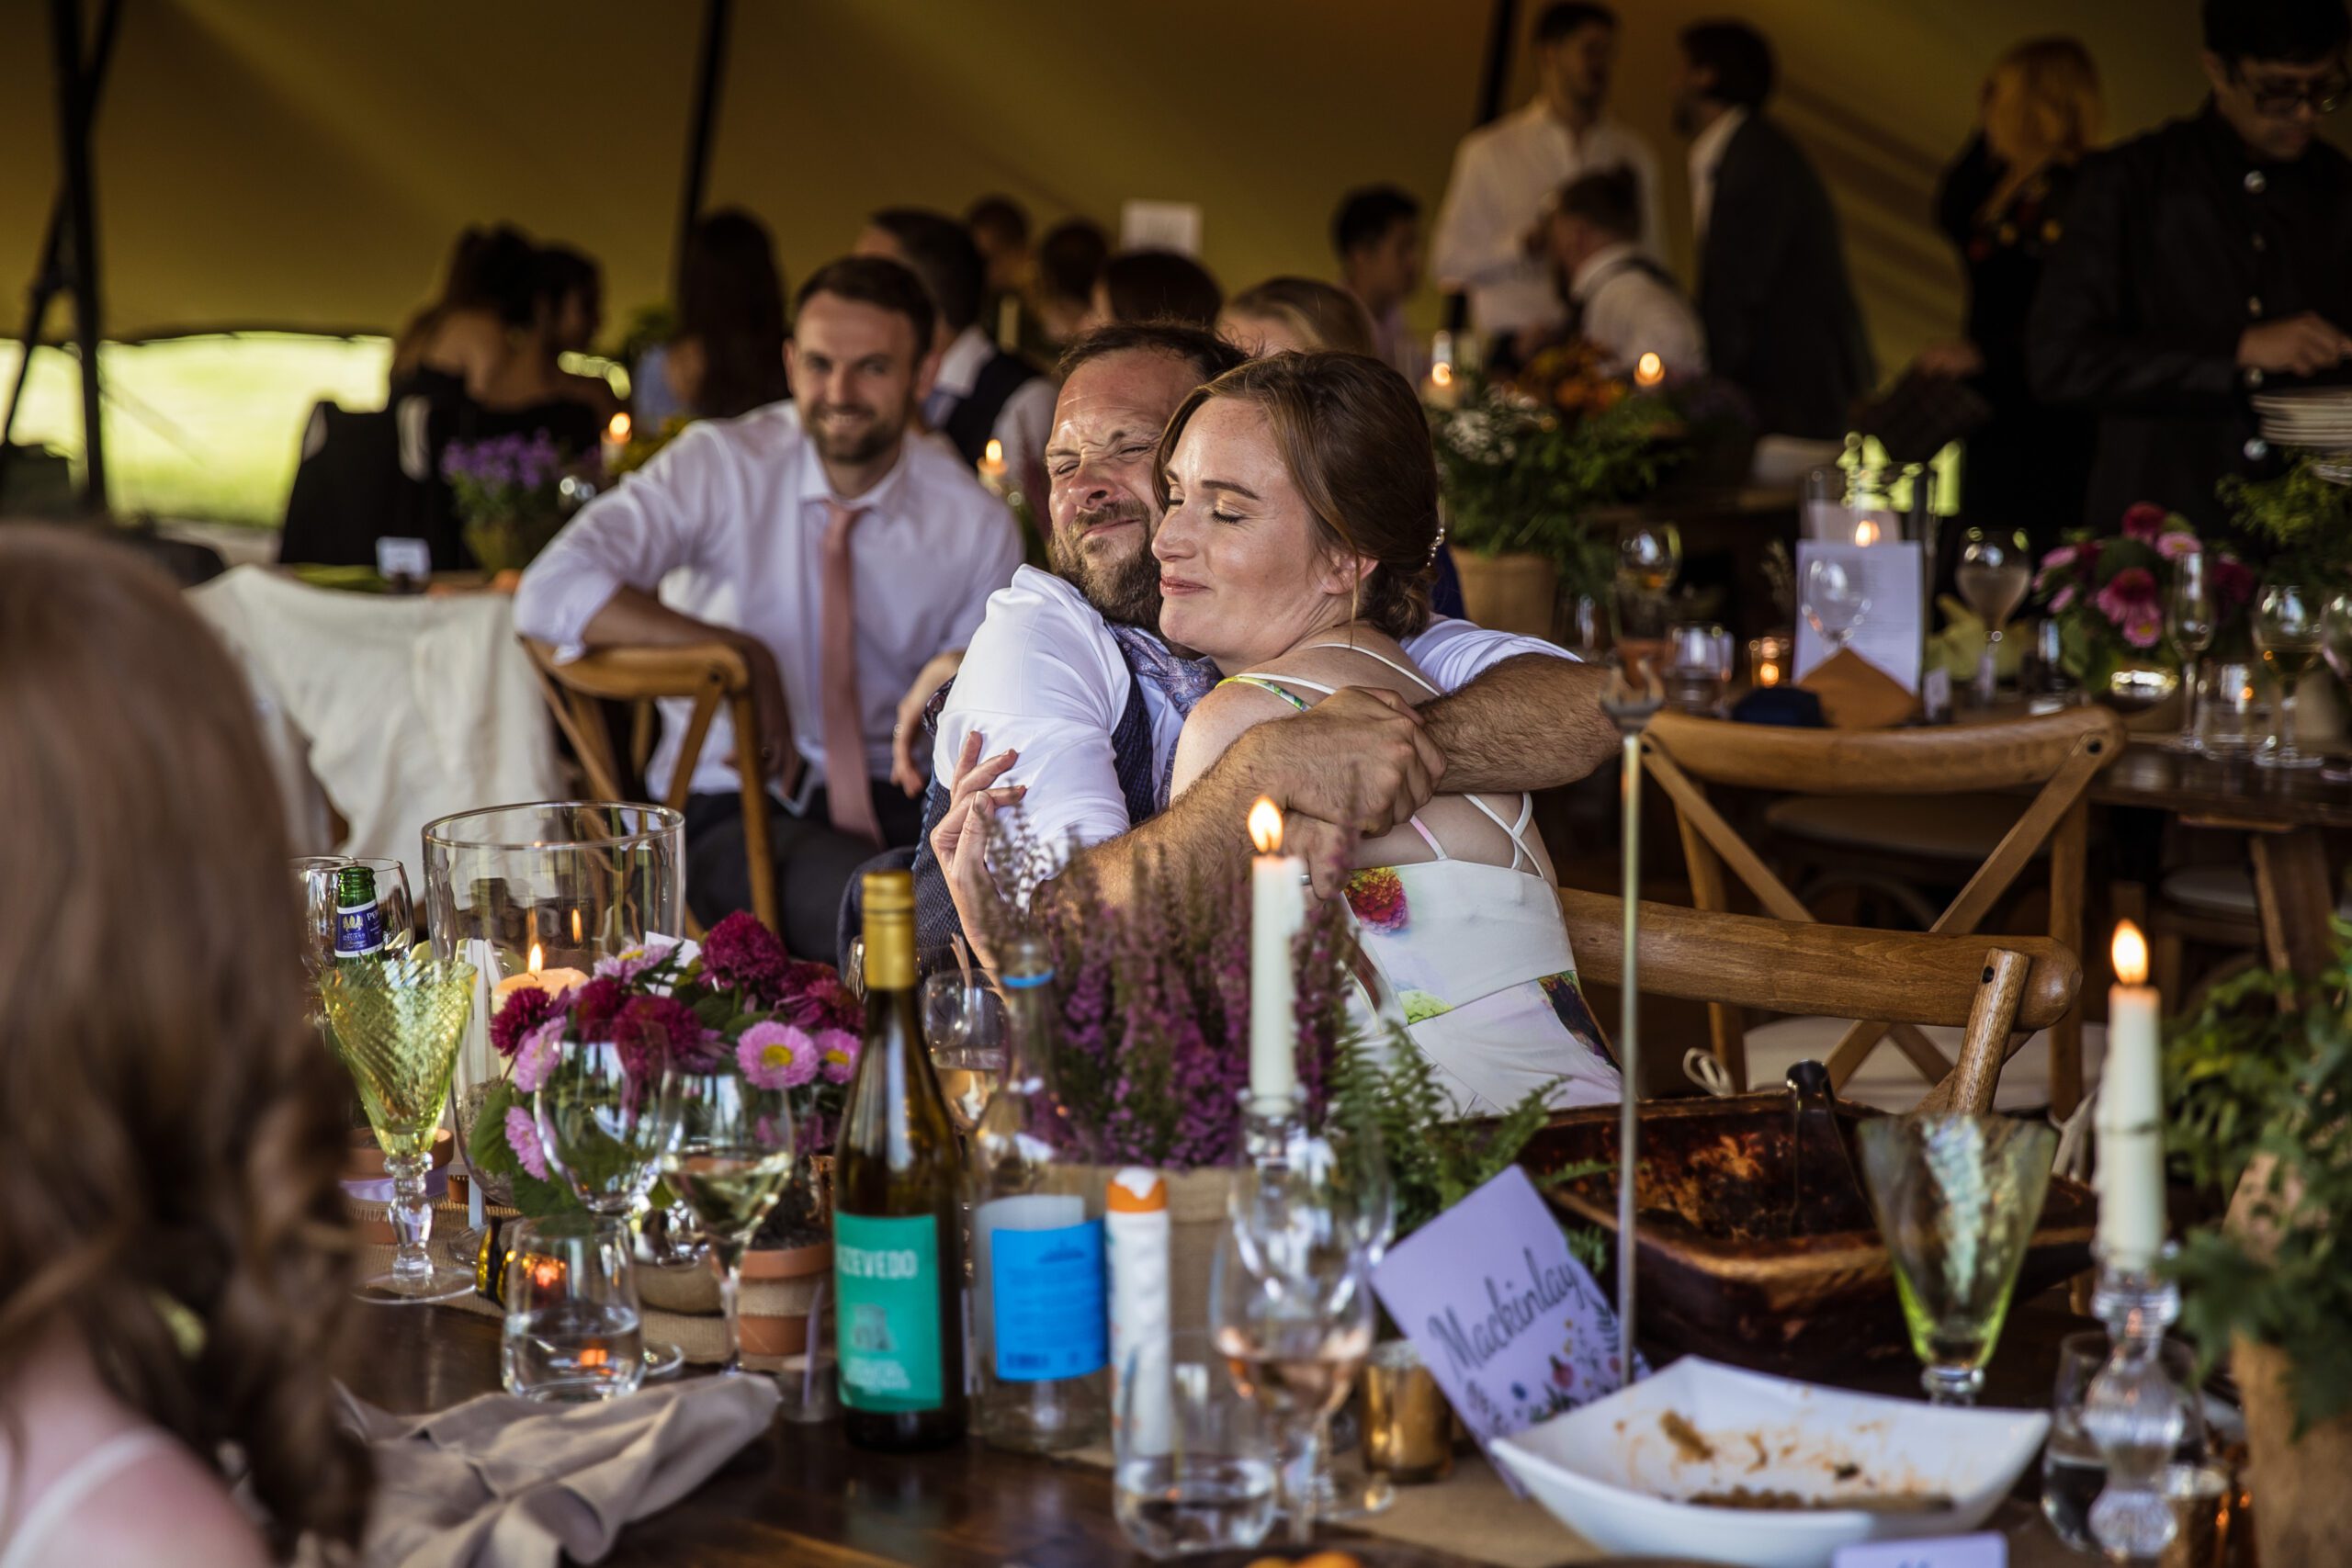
[1247,798,1304,1115]
[1634,351,1664,389]
[2097,921,2165,1271]
[491,942,589,1010]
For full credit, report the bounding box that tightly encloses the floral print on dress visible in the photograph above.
[1344,865,1409,932]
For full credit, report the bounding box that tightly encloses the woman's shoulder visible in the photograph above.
[7,1425,268,1568]
[1254,630,1433,699]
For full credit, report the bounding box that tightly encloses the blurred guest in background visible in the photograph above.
[2031,0,2352,531]
[1544,165,1706,377]
[1089,249,1225,330]
[1432,3,1658,360]
[1921,38,2103,546]
[663,209,792,422]
[859,208,1053,494]
[389,223,537,400]
[966,194,1033,349]
[1219,276,1377,358]
[481,243,620,425]
[1331,184,1428,380]
[1029,218,1112,355]
[0,528,368,1566]
[1676,19,1874,438]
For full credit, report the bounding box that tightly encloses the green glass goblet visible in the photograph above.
[1857,1111,2055,1405]
[320,952,479,1303]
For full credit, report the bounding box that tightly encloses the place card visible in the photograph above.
[375,536,431,582]
[1833,1532,2005,1568]
[1792,539,1925,693]
[1371,1166,1638,1490]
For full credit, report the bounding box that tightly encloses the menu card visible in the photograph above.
[1372,1167,1640,1488]
[1792,539,1924,693]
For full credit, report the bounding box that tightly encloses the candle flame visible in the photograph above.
[2112,920,2148,987]
[984,437,1004,464]
[1634,351,1664,385]
[571,908,582,945]
[527,942,544,974]
[1248,796,1284,854]
[1430,363,1453,389]
[1853,518,1881,547]
[607,412,631,443]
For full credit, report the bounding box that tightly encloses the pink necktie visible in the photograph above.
[820,502,884,847]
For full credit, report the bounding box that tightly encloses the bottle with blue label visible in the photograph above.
[334,863,386,968]
[970,932,1107,1453]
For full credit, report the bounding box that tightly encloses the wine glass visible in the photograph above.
[1956,528,2032,704]
[659,1066,797,1374]
[1617,522,1682,596]
[2160,552,2218,754]
[2253,583,2327,770]
[317,951,480,1303]
[1212,1156,1379,1545]
[1856,1112,2055,1405]
[922,965,1005,1134]
[1802,558,1871,657]
[292,857,415,977]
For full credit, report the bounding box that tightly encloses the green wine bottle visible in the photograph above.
[835,870,967,1450]
[334,863,386,967]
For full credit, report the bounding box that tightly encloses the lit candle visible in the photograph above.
[2097,920,2166,1270]
[978,437,1008,496]
[1248,797,1304,1114]
[1634,351,1664,389]
[1747,634,1789,689]
[492,942,589,1011]
[1852,517,1881,547]
[600,412,632,477]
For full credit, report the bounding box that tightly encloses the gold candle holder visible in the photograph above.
[1359,1342,1454,1484]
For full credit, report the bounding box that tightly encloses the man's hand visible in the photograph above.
[737,638,797,790]
[2240,313,2352,377]
[891,651,967,796]
[1231,685,1442,836]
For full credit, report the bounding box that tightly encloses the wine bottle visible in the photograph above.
[971,933,1106,1452]
[834,870,967,1450]
[334,863,385,967]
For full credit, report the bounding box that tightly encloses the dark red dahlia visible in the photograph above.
[568,976,628,1042]
[488,983,561,1058]
[702,910,789,1000]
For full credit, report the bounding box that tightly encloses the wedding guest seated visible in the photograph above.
[658,209,793,423]
[965,195,1034,348]
[474,243,622,427]
[515,257,1023,958]
[922,326,1614,1001]
[1218,276,1378,358]
[1087,249,1224,330]
[0,527,368,1565]
[1544,165,1707,376]
[1029,218,1111,355]
[1331,184,1429,381]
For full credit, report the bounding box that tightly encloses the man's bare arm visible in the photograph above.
[577,587,794,784]
[1419,653,1615,793]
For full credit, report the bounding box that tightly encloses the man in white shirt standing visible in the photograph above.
[1430,2,1660,362]
[1545,166,1707,377]
[514,257,1023,957]
[918,323,1618,948]
[857,209,1057,507]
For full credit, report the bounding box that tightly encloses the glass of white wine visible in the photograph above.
[922,967,1005,1134]
[1956,528,2033,705]
[659,1066,796,1374]
[2254,583,2326,770]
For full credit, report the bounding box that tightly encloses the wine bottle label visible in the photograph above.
[336,898,385,958]
[834,1212,944,1410]
[987,1213,1106,1382]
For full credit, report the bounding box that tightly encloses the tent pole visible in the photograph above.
[2,0,119,479]
[673,0,734,303]
[1447,0,1521,338]
[47,0,107,513]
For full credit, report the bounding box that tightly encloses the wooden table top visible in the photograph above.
[331,1288,2096,1567]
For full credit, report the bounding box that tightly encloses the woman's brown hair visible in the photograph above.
[1155,352,1440,639]
[0,528,368,1556]
[1224,276,1378,357]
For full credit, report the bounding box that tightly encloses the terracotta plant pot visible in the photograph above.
[2233,1337,2352,1565]
[1453,550,1560,641]
[738,1239,832,1357]
[340,1128,454,1246]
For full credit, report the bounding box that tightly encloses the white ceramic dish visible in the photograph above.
[1491,1357,2048,1568]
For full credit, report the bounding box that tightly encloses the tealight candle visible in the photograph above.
[1634,351,1665,389]
[1852,517,1881,547]
[1747,634,1790,689]
[599,412,631,478]
[2097,920,2165,1270]
[978,437,1009,495]
[492,943,588,1011]
[1247,797,1304,1114]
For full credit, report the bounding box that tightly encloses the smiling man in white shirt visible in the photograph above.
[1430,2,1660,356]
[916,323,1618,950]
[514,256,1023,957]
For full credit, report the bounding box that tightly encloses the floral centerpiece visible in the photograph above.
[2031,502,2255,693]
[443,429,592,574]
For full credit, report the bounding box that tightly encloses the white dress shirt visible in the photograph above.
[1686,107,1749,242]
[934,323,1057,502]
[1570,242,1708,377]
[936,566,1576,857]
[514,403,1023,800]
[1431,102,1661,336]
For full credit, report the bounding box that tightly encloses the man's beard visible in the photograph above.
[1046,502,1161,628]
[804,400,900,466]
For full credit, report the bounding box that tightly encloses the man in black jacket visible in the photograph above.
[1674,20,1874,439]
[2030,0,2352,531]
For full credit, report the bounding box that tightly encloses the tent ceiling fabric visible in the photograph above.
[5,0,2335,369]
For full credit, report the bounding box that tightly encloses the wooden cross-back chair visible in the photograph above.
[520,638,778,937]
[1639,705,2124,1116]
[1556,888,2082,1115]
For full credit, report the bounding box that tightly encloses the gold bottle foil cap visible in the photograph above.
[863,869,915,913]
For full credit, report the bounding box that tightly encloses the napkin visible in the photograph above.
[335,1375,778,1568]
[1798,648,1919,729]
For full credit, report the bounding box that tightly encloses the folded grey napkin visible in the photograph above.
[335,1376,780,1568]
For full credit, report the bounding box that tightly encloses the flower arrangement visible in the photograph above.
[442,429,589,573]
[468,912,861,1232]
[2032,502,2255,692]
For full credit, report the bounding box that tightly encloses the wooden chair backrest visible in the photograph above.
[1557,888,2082,1115]
[520,638,778,935]
[1640,705,2124,1113]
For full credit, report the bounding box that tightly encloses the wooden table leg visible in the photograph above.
[2249,828,2335,983]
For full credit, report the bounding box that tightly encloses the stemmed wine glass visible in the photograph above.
[922,956,1006,1134]
[1613,524,1682,682]
[2253,583,2327,770]
[2165,553,2217,753]
[2321,593,2352,782]
[1803,558,1871,658]
[1955,528,2032,704]
[659,1064,797,1374]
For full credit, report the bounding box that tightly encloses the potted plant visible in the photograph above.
[2165,941,2352,1565]
[443,429,588,575]
[2031,502,2255,725]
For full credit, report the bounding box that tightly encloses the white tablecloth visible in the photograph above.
[190,567,560,866]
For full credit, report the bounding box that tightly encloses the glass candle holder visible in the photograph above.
[1747,633,1792,690]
